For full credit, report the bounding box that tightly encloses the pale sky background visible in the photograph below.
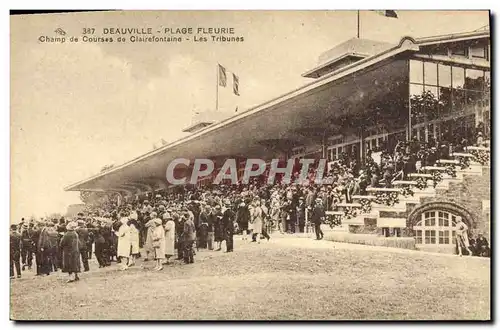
[10,10,489,221]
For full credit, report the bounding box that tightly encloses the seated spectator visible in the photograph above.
[474,233,490,258]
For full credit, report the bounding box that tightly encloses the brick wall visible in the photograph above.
[417,167,490,236]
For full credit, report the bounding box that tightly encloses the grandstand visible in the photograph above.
[65,29,490,254]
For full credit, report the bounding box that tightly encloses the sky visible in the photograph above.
[10,10,489,221]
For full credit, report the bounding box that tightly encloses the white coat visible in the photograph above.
[116,221,131,258]
[164,220,176,256]
[152,224,166,260]
[129,223,140,255]
[251,207,263,234]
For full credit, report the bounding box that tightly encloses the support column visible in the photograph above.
[407,61,412,141]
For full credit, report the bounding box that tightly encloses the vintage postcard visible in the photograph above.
[10,10,490,320]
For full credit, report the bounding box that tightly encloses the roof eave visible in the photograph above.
[65,37,423,192]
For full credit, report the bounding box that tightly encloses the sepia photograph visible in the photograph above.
[9,9,491,320]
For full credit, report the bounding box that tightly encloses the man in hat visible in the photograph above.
[311,198,325,240]
[222,199,235,252]
[47,223,61,271]
[10,224,22,279]
[297,197,306,233]
[20,221,35,270]
[75,214,90,272]
[197,206,210,250]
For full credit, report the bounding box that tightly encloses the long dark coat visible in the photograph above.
[60,230,81,273]
[213,213,224,242]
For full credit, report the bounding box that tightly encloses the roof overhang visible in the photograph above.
[182,121,215,133]
[64,29,489,193]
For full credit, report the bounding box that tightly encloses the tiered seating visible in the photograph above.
[324,144,490,233]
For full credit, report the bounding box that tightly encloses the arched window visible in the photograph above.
[413,210,460,245]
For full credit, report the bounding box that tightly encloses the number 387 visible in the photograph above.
[82,28,95,35]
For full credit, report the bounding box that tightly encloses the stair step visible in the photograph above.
[373,205,407,213]
[337,203,362,208]
[466,146,490,152]
[377,218,407,228]
[393,180,417,186]
[436,159,460,165]
[409,173,433,178]
[352,195,376,200]
[422,166,448,171]
[366,187,401,193]
[452,152,475,158]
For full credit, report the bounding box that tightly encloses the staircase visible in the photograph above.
[324,144,490,235]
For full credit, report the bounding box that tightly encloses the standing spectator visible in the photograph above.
[183,213,196,264]
[197,209,209,250]
[456,218,473,257]
[163,213,176,264]
[222,199,236,252]
[143,213,156,261]
[128,215,140,267]
[152,218,165,270]
[236,202,250,239]
[20,222,34,271]
[250,198,263,244]
[60,222,81,283]
[205,206,215,251]
[47,223,60,271]
[76,218,90,272]
[297,197,306,233]
[213,205,224,251]
[10,224,22,279]
[116,216,131,270]
[37,222,52,276]
[93,222,108,268]
[311,198,325,240]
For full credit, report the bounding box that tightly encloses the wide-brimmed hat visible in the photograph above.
[66,222,78,231]
[163,212,172,220]
[154,218,163,225]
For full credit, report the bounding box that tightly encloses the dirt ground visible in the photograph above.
[10,235,490,320]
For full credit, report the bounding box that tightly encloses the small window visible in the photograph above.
[425,230,436,244]
[424,62,438,86]
[465,69,484,91]
[438,64,452,88]
[470,46,486,59]
[439,230,450,244]
[451,46,467,57]
[415,230,423,244]
[452,67,465,89]
[410,60,424,84]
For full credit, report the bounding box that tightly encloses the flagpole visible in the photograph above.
[216,64,219,112]
[357,10,360,38]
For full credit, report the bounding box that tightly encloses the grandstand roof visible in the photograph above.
[64,29,489,194]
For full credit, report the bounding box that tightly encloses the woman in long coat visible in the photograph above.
[163,213,175,264]
[127,216,140,267]
[144,214,157,261]
[60,221,80,282]
[213,205,224,251]
[116,217,131,270]
[152,218,165,271]
[251,199,263,244]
